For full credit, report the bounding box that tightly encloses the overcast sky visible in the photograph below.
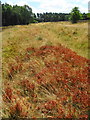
[1,0,89,13]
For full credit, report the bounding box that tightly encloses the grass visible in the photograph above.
[2,22,88,60]
[2,21,89,119]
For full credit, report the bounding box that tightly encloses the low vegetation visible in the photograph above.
[2,22,88,59]
[2,22,89,119]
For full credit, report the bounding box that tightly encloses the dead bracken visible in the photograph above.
[3,44,89,119]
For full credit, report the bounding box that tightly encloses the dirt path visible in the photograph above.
[35,22,88,29]
[59,23,88,29]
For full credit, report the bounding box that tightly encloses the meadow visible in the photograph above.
[2,22,89,119]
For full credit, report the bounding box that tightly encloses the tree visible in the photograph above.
[2,3,34,26]
[82,13,87,20]
[70,7,81,23]
[2,3,13,26]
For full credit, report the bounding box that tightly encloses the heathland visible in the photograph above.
[2,22,89,118]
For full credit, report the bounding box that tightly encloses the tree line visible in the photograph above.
[2,3,89,26]
[36,13,70,22]
[2,3,36,26]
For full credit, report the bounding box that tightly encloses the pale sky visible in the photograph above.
[1,0,89,13]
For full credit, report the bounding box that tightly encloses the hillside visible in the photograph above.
[2,22,89,119]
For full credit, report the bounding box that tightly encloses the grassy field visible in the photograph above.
[2,22,88,60]
[2,22,89,118]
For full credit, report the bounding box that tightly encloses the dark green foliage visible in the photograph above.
[70,7,81,23]
[36,12,88,23]
[36,12,70,22]
[2,3,34,26]
[82,13,88,20]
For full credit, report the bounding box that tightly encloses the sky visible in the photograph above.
[1,0,89,13]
